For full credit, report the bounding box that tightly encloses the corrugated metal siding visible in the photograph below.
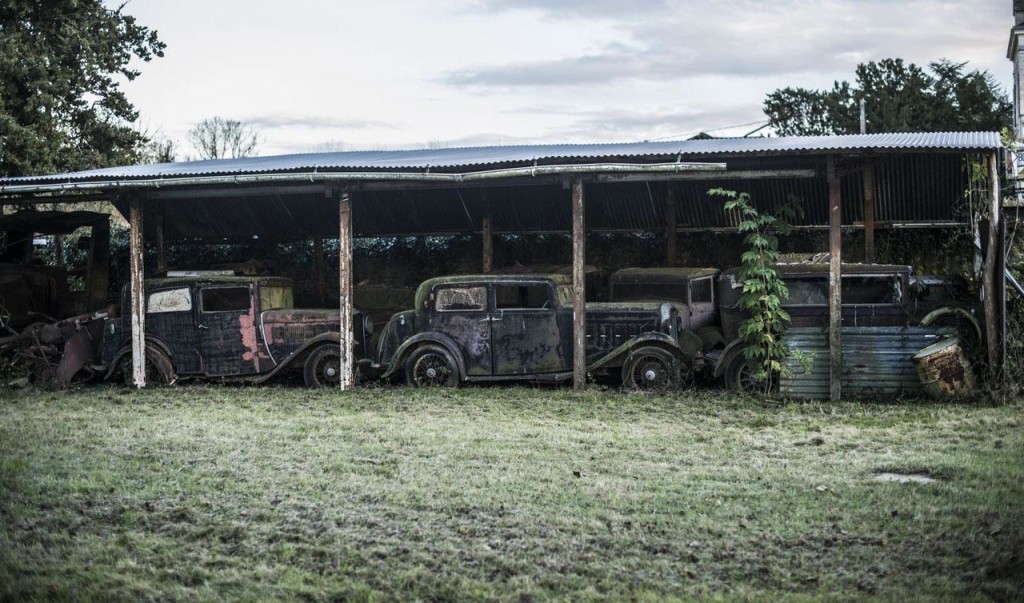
[780,326,953,399]
[1,132,1000,185]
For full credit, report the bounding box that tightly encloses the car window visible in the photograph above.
[260,285,294,311]
[842,276,901,304]
[201,287,251,313]
[435,286,487,312]
[148,287,192,314]
[784,279,827,306]
[690,278,713,304]
[495,284,553,309]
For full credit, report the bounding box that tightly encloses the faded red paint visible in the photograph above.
[239,310,260,372]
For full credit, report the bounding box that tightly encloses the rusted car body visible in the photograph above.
[714,263,981,390]
[65,275,370,387]
[372,274,698,389]
[608,267,723,352]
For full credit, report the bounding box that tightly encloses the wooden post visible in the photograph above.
[983,152,1001,374]
[313,238,326,307]
[571,177,586,390]
[827,158,843,402]
[862,165,876,263]
[128,196,146,388]
[482,212,493,273]
[666,185,677,267]
[54,235,64,266]
[86,217,110,311]
[338,191,354,389]
[154,204,167,274]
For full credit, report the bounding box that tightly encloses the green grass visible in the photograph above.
[1,385,1022,601]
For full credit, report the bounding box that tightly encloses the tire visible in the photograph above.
[304,345,343,388]
[723,349,775,394]
[114,347,174,386]
[925,313,982,360]
[621,346,683,391]
[404,345,459,387]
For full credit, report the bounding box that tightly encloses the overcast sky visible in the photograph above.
[118,0,1013,157]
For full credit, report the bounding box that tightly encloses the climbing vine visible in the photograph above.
[710,188,798,393]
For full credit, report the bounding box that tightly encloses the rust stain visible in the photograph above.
[239,309,260,371]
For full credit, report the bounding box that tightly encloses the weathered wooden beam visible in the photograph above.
[827,158,842,402]
[862,165,876,263]
[86,218,110,311]
[154,204,167,274]
[666,185,677,267]
[983,152,1002,375]
[313,238,325,307]
[338,191,354,389]
[571,177,586,390]
[128,196,146,388]
[482,210,493,273]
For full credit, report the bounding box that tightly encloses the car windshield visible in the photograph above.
[611,283,687,302]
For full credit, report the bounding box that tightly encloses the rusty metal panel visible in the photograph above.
[781,326,951,399]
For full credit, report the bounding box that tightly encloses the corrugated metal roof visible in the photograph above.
[0,132,1000,185]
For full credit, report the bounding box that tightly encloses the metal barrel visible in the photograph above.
[912,338,975,400]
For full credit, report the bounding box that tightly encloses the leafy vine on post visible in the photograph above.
[710,188,797,394]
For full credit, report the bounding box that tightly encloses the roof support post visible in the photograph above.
[86,217,110,311]
[313,238,326,307]
[983,152,1002,375]
[128,195,146,388]
[482,204,493,274]
[862,165,876,263]
[154,203,167,274]
[666,184,677,267]
[337,190,355,390]
[571,177,587,390]
[827,158,843,402]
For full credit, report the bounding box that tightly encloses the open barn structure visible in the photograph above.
[0,132,1007,399]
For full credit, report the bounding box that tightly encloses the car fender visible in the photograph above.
[251,333,344,383]
[104,337,176,382]
[588,332,683,372]
[920,307,982,343]
[380,332,467,381]
[714,339,748,379]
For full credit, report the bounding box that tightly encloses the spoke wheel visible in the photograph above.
[114,348,173,386]
[724,350,776,394]
[622,347,682,391]
[405,345,458,387]
[304,346,343,388]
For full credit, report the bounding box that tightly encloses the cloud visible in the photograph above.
[246,114,396,130]
[443,0,1008,88]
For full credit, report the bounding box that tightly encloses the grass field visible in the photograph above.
[1,384,1022,601]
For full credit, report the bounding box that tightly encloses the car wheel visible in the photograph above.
[304,345,343,388]
[925,313,982,359]
[405,345,459,387]
[114,347,174,386]
[622,346,682,391]
[723,349,775,394]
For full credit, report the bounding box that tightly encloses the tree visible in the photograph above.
[0,0,164,177]
[187,117,260,160]
[764,59,1012,136]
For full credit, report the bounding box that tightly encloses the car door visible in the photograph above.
[427,283,491,376]
[145,286,200,375]
[688,276,717,330]
[490,282,565,376]
[197,284,261,376]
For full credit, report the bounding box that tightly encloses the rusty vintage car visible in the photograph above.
[607,267,724,353]
[714,262,982,390]
[603,263,980,391]
[370,274,701,389]
[47,274,371,387]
